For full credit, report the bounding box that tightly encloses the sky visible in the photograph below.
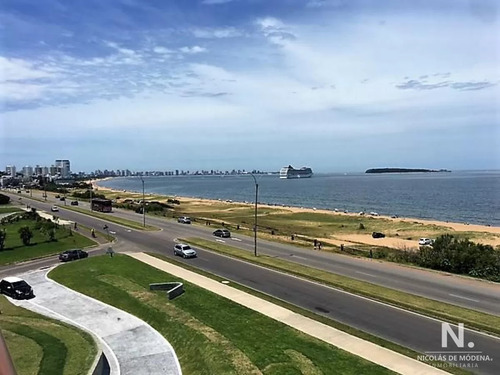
[0,0,499,173]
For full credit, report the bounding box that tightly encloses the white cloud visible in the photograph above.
[0,81,45,101]
[256,17,297,46]
[0,56,55,82]
[192,27,242,39]
[179,46,208,54]
[153,46,174,54]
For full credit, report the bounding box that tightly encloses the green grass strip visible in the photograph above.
[147,252,471,375]
[3,322,66,375]
[0,296,97,375]
[49,255,395,375]
[182,238,500,338]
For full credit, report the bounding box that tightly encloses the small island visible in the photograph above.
[365,168,451,174]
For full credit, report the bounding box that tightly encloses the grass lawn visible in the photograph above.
[0,296,97,375]
[0,217,96,265]
[63,206,158,231]
[50,255,394,375]
[0,205,23,214]
[183,238,500,337]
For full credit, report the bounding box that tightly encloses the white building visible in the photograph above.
[55,159,71,178]
[22,166,33,178]
[5,165,16,177]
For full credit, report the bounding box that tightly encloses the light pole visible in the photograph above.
[140,177,145,227]
[89,184,93,212]
[249,173,259,257]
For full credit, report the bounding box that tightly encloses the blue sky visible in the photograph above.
[1,0,499,173]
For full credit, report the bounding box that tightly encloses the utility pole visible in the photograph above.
[140,177,145,227]
[249,173,258,256]
[89,184,93,212]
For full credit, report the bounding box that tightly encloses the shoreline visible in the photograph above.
[90,178,500,237]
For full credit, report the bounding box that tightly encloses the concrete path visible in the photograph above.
[10,268,182,375]
[130,252,449,375]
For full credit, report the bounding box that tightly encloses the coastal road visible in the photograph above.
[8,190,500,316]
[3,195,500,374]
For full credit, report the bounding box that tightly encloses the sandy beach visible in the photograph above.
[91,179,500,248]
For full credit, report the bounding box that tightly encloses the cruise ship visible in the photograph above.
[279,165,313,179]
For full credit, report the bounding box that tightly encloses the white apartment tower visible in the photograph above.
[22,166,33,178]
[5,165,16,177]
[55,159,71,178]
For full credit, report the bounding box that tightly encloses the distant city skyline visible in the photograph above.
[1,0,499,172]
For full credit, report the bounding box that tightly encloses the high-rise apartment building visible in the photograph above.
[22,166,33,178]
[55,159,71,178]
[5,165,16,177]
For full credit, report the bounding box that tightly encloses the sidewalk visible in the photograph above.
[11,268,181,375]
[129,252,449,375]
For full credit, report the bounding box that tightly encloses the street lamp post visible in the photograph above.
[140,177,145,227]
[89,184,93,212]
[249,173,259,257]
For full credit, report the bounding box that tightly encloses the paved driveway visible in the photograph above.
[9,268,181,375]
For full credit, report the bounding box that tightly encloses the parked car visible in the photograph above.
[213,229,231,238]
[419,238,433,246]
[177,216,191,224]
[55,194,60,198]
[0,277,35,299]
[59,249,89,262]
[70,200,79,206]
[372,232,385,238]
[60,197,65,201]
[173,243,197,258]
[51,205,59,212]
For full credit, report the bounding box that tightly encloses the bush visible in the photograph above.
[417,234,500,282]
[0,194,10,205]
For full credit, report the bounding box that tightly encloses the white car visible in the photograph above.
[51,206,59,212]
[419,238,433,246]
[174,243,197,258]
[177,216,191,224]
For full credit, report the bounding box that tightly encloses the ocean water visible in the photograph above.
[98,170,500,227]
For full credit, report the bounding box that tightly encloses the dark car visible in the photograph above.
[213,229,231,238]
[372,232,385,238]
[59,249,89,262]
[0,277,35,299]
[60,197,66,201]
[70,200,79,206]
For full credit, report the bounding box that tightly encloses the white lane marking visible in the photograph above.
[290,255,307,260]
[355,271,377,277]
[215,239,225,243]
[231,238,242,242]
[449,293,480,303]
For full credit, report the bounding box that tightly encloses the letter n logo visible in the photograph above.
[442,323,464,348]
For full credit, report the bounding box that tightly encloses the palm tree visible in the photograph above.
[18,226,33,246]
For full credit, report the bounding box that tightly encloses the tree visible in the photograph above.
[40,222,57,241]
[0,229,6,251]
[18,226,33,246]
[0,194,10,205]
